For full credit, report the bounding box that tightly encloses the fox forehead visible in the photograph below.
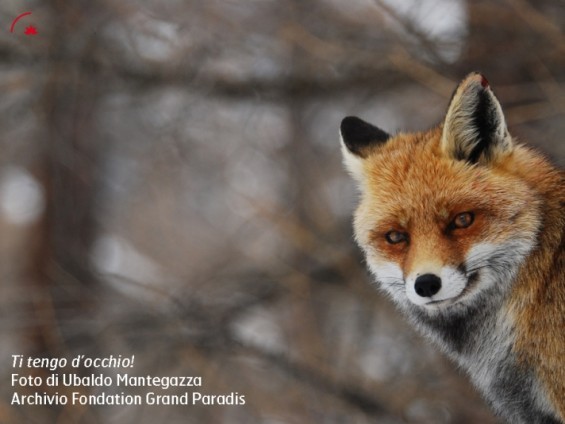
[360,130,489,220]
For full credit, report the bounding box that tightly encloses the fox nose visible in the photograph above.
[414,274,442,297]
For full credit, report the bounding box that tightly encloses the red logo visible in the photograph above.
[10,12,38,36]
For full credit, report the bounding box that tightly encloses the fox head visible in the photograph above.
[341,73,542,312]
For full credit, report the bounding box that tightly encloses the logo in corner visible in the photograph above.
[10,12,38,36]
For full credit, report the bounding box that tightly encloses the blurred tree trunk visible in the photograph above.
[44,1,105,283]
[27,1,105,356]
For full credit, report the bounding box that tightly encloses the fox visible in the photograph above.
[340,72,564,423]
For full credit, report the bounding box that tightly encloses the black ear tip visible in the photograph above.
[340,116,365,136]
[340,116,390,157]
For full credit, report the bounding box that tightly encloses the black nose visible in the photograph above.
[414,274,442,297]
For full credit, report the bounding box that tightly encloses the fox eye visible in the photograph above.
[451,212,474,229]
[385,230,408,244]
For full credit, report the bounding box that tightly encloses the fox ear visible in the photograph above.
[340,116,390,182]
[441,73,512,164]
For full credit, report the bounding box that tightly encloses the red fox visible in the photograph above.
[340,73,564,423]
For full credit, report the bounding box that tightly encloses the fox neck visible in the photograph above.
[506,173,565,421]
[405,281,510,358]
[404,281,559,423]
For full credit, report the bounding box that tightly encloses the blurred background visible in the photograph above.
[0,0,563,423]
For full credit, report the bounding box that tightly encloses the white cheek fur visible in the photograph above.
[366,258,406,303]
[464,240,534,294]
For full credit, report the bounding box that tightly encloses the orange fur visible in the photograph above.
[505,148,565,419]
